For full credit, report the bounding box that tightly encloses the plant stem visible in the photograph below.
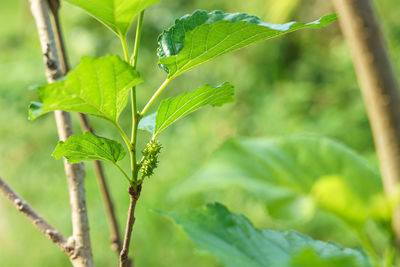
[92,160,123,254]
[47,0,69,73]
[130,90,139,185]
[50,2,123,256]
[0,176,72,254]
[130,11,145,185]
[119,13,145,267]
[29,0,93,265]
[140,78,172,116]
[114,122,136,186]
[120,185,142,267]
[120,34,130,62]
[333,0,400,247]
[115,163,133,184]
[130,11,144,67]
[115,122,133,151]
[78,116,123,254]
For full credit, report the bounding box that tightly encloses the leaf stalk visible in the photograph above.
[130,11,144,67]
[120,34,130,62]
[115,162,133,184]
[141,78,172,116]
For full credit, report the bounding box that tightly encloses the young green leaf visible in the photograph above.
[52,132,125,164]
[138,112,156,134]
[158,203,371,267]
[65,0,161,36]
[29,55,143,124]
[147,83,234,137]
[173,136,388,225]
[158,10,337,78]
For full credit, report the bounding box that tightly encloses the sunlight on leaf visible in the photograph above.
[29,55,143,124]
[152,82,234,137]
[65,0,162,36]
[52,132,126,164]
[158,10,337,78]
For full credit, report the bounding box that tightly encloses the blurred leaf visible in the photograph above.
[138,112,156,134]
[158,203,371,267]
[291,248,368,267]
[65,0,161,36]
[29,55,143,124]
[52,132,125,164]
[158,10,336,78]
[266,0,300,22]
[267,195,315,222]
[153,83,234,137]
[173,136,388,225]
[312,175,391,224]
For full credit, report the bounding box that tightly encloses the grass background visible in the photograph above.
[0,0,399,266]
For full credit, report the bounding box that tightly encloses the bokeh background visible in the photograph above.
[0,0,399,266]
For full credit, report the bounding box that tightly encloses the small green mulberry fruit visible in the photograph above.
[139,140,162,178]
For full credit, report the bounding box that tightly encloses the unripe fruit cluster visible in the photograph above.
[139,140,162,178]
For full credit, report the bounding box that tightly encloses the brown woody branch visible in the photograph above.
[120,186,142,267]
[0,177,75,254]
[48,0,123,255]
[76,115,122,253]
[28,0,93,266]
[332,0,400,245]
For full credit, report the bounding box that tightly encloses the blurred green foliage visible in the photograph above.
[0,0,399,266]
[160,203,372,267]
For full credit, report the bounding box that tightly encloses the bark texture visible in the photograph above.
[28,0,93,265]
[0,177,74,254]
[49,2,123,254]
[120,186,142,267]
[332,0,400,243]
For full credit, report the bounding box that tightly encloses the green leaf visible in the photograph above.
[291,248,369,267]
[29,55,143,124]
[158,203,371,267]
[52,132,125,164]
[65,0,161,36]
[173,136,388,225]
[158,10,337,78]
[138,112,156,134]
[153,82,234,137]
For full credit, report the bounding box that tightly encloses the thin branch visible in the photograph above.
[130,11,145,186]
[0,177,73,254]
[49,0,124,256]
[47,0,69,72]
[115,162,134,184]
[120,34,130,62]
[91,160,123,252]
[28,0,93,266]
[140,78,172,116]
[114,121,133,150]
[332,0,400,246]
[120,185,142,267]
[130,10,145,67]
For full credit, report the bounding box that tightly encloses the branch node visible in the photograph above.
[14,198,24,210]
[44,43,58,71]
[110,237,120,251]
[65,237,76,256]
